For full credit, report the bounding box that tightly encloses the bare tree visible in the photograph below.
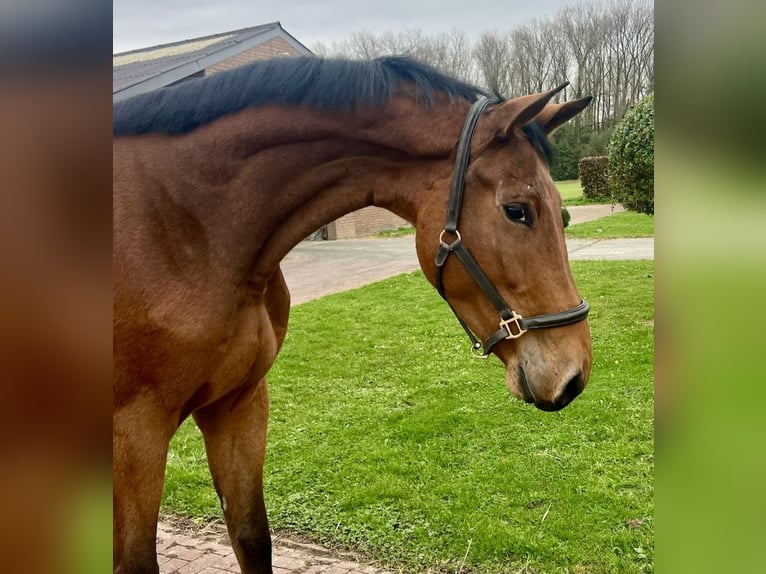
[473,30,513,94]
[422,29,481,85]
[617,0,654,112]
[506,19,566,97]
[308,0,654,135]
[316,28,481,85]
[318,30,397,59]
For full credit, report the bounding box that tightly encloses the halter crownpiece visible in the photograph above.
[434,96,590,358]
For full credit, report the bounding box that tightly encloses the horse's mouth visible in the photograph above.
[517,366,536,404]
[515,365,585,412]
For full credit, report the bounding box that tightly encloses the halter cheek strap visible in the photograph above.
[434,96,590,358]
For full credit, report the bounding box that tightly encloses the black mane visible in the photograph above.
[113,56,486,136]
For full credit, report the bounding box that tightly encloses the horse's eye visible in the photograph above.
[503,203,532,225]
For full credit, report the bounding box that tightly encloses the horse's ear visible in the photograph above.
[487,83,570,140]
[490,82,592,138]
[535,96,593,135]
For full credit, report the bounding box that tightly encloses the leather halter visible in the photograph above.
[434,96,590,358]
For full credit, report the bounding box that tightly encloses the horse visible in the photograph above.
[113,55,592,573]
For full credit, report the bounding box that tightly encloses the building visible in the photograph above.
[113,22,312,101]
[113,22,411,239]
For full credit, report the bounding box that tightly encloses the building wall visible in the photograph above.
[328,207,410,239]
[206,37,300,74]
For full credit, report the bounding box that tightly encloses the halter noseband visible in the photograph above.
[434,96,590,358]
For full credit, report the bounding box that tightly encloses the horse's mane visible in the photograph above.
[522,121,555,167]
[113,56,487,136]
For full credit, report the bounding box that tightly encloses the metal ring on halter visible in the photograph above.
[470,343,489,359]
[438,229,461,248]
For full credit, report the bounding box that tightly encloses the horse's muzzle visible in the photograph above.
[534,370,585,411]
[515,366,586,412]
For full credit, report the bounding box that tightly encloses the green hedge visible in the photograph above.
[578,156,610,200]
[608,93,654,215]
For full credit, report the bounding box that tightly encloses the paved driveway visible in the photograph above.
[282,236,653,305]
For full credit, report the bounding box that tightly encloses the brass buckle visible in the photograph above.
[500,311,527,339]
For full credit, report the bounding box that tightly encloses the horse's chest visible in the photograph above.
[205,301,279,397]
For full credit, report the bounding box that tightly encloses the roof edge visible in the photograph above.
[113,23,313,101]
[113,22,281,57]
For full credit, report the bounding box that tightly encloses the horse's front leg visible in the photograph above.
[193,378,272,574]
[113,394,176,573]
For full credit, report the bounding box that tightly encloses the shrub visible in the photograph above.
[608,93,654,215]
[562,206,571,228]
[578,156,610,200]
[581,127,614,157]
[549,133,580,181]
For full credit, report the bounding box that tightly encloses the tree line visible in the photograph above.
[313,0,653,178]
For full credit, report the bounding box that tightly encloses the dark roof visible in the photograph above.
[113,22,312,101]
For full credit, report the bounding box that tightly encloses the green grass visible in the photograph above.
[556,179,584,202]
[566,211,654,239]
[376,226,414,238]
[556,180,609,206]
[163,261,654,573]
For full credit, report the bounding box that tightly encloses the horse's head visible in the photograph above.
[416,87,593,411]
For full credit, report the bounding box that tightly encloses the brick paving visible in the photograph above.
[156,202,649,573]
[157,520,392,574]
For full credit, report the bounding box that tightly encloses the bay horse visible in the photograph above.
[113,56,592,573]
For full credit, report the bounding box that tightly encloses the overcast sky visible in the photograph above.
[113,0,574,54]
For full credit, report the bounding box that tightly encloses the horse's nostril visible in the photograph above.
[535,371,585,411]
[557,370,584,409]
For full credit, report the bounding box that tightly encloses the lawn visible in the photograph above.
[556,179,584,203]
[566,211,654,239]
[556,180,611,207]
[376,225,415,238]
[163,261,654,573]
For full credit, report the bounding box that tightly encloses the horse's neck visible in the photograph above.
[174,99,466,288]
